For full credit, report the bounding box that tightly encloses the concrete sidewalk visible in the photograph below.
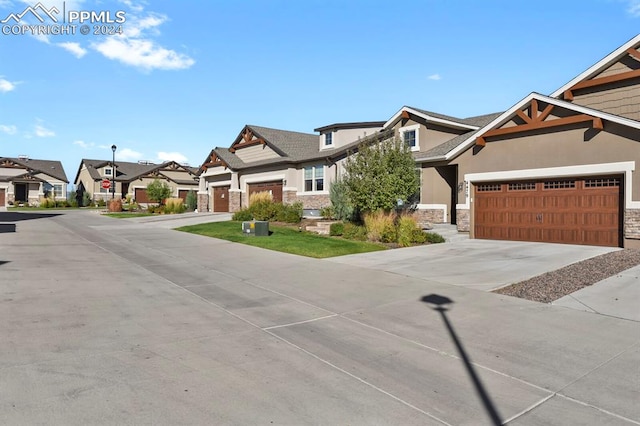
[554,265,640,321]
[0,210,638,425]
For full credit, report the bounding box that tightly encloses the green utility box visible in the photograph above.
[241,221,269,237]
[254,221,269,236]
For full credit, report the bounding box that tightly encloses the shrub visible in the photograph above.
[425,232,445,244]
[364,210,396,243]
[232,208,254,221]
[395,215,429,246]
[250,200,278,221]
[319,205,335,220]
[41,198,56,208]
[330,179,355,221]
[342,223,367,241]
[147,205,165,214]
[82,192,91,207]
[164,198,186,214]
[329,222,344,236]
[277,202,302,223]
[185,190,197,211]
[108,198,123,212]
[96,199,106,207]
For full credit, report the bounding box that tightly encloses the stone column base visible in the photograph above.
[197,193,209,212]
[229,191,241,213]
[456,209,470,232]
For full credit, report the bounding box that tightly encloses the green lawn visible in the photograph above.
[177,221,387,258]
[104,212,155,218]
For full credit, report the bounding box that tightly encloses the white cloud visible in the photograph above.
[58,42,87,58]
[93,37,194,71]
[90,5,194,71]
[113,147,143,161]
[0,125,17,135]
[157,151,188,163]
[73,140,94,149]
[628,0,640,16]
[427,74,442,81]
[34,124,55,137]
[0,77,17,93]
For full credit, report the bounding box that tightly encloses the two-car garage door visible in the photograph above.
[474,176,622,247]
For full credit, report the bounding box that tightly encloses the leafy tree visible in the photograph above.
[343,136,419,215]
[146,179,172,205]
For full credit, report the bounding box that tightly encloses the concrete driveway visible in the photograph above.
[0,210,638,425]
[327,239,617,291]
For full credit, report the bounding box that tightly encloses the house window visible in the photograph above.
[104,168,112,176]
[53,184,63,198]
[400,124,420,151]
[304,165,324,192]
[324,132,333,147]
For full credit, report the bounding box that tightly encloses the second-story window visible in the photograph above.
[324,132,333,146]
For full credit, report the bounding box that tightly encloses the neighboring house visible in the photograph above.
[197,122,385,215]
[413,34,640,248]
[74,159,199,203]
[198,34,639,248]
[0,156,68,207]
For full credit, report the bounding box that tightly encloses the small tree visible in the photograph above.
[329,178,355,221]
[185,190,197,211]
[343,136,419,215]
[146,179,172,205]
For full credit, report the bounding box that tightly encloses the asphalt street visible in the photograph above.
[0,210,638,425]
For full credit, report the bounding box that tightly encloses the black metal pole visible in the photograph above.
[111,145,116,199]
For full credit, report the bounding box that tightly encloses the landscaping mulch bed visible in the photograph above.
[493,249,640,303]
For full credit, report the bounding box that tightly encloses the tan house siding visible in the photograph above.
[572,84,640,121]
[453,124,640,247]
[392,119,467,153]
[455,125,640,201]
[235,144,280,163]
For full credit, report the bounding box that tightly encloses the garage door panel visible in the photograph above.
[474,176,621,247]
[248,181,283,204]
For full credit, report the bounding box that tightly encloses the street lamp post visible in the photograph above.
[111,145,117,199]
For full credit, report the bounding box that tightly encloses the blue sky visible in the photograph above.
[0,0,638,185]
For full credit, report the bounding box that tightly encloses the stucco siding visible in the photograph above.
[235,144,280,163]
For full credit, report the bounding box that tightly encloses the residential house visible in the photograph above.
[74,159,199,203]
[0,156,68,207]
[198,34,640,248]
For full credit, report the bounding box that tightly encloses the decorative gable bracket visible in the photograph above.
[476,100,604,146]
[563,47,640,101]
[200,152,228,172]
[229,128,266,153]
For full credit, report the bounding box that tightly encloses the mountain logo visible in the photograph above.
[1,3,61,24]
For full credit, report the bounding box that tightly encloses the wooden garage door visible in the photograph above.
[213,186,230,212]
[474,176,622,247]
[248,181,282,203]
[0,189,4,207]
[134,188,151,203]
[178,190,190,202]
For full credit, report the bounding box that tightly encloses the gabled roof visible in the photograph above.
[243,125,319,160]
[313,121,385,133]
[550,34,640,99]
[75,159,197,184]
[0,157,68,182]
[384,106,480,131]
[416,92,640,163]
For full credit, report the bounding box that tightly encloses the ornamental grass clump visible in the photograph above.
[364,210,396,243]
[164,198,186,214]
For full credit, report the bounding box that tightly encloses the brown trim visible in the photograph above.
[564,68,640,99]
[476,111,602,146]
[200,152,228,171]
[626,47,640,62]
[229,138,266,153]
[401,110,410,119]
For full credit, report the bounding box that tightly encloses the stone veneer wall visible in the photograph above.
[412,208,445,228]
[626,209,640,240]
[295,194,331,210]
[197,193,208,212]
[229,191,241,213]
[456,209,470,232]
[283,190,297,205]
